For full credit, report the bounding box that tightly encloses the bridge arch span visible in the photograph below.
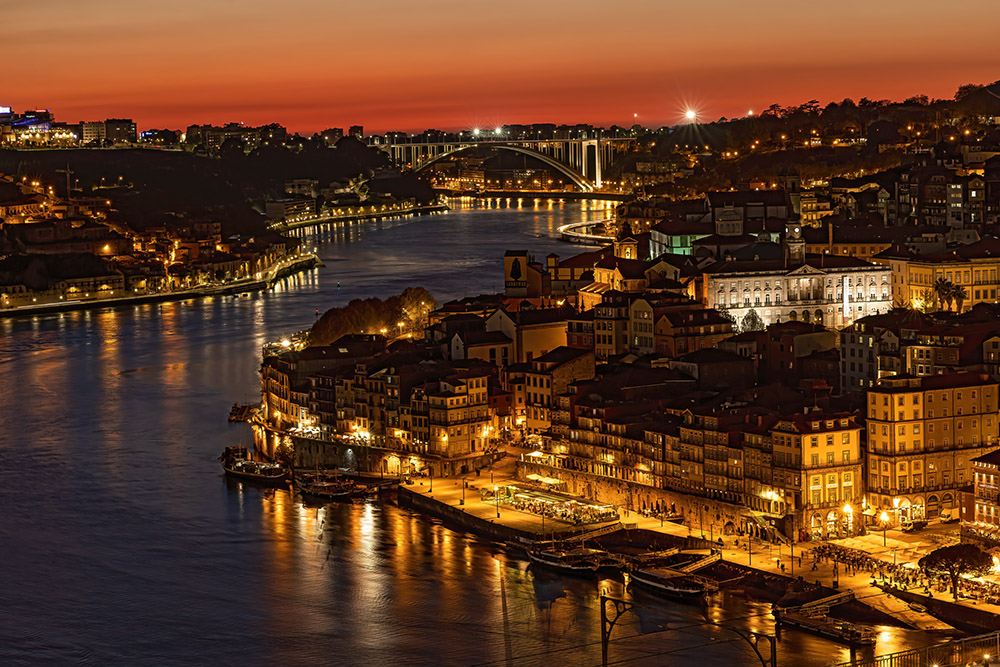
[414,144,594,192]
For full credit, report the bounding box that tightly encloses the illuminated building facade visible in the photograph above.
[865,373,999,523]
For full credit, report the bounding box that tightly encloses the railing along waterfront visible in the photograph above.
[557,219,614,243]
[831,630,1000,667]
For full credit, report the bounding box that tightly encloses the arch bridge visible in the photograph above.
[379,137,633,192]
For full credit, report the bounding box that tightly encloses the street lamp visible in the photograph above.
[494,485,501,518]
[880,511,890,547]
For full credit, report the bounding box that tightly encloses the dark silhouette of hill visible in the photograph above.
[0,253,115,290]
[0,138,426,235]
[229,136,393,200]
[0,148,267,234]
[367,172,435,201]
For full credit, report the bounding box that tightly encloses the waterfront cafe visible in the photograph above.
[484,484,618,526]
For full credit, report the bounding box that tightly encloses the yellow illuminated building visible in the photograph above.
[865,372,998,523]
[875,238,1000,313]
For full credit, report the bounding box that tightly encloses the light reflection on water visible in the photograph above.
[0,200,935,665]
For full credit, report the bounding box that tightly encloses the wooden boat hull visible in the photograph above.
[222,464,290,486]
[629,571,705,601]
[297,485,366,501]
[526,550,599,576]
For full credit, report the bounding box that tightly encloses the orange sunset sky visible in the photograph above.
[4,0,999,134]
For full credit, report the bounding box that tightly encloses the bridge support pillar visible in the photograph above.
[593,140,602,189]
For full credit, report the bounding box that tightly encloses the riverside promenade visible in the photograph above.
[400,451,1000,635]
[0,252,320,319]
[398,457,620,542]
[270,202,449,232]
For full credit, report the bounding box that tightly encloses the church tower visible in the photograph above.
[614,221,639,260]
[784,222,805,264]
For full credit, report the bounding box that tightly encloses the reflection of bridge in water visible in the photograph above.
[377,138,634,192]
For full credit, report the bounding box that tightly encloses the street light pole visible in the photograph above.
[880,511,890,547]
[495,485,501,518]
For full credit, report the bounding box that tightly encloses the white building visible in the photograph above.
[694,226,893,329]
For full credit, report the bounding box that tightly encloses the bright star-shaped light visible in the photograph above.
[685,109,697,121]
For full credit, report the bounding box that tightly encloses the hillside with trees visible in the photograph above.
[310,287,437,346]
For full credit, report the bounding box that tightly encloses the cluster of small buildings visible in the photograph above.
[264,176,425,225]
[0,108,137,146]
[0,176,295,308]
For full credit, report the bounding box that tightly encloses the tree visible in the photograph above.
[740,308,765,332]
[762,104,785,118]
[716,305,738,331]
[952,285,968,313]
[934,277,955,311]
[274,436,295,468]
[309,286,437,346]
[797,99,821,115]
[909,289,935,313]
[919,543,993,601]
[955,83,985,102]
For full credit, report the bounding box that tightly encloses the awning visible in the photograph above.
[862,508,877,517]
[525,473,562,485]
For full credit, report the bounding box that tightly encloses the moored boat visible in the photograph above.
[774,608,877,646]
[219,446,290,486]
[526,547,603,575]
[629,568,706,601]
[294,470,369,500]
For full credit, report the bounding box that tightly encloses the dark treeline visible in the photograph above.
[310,286,437,346]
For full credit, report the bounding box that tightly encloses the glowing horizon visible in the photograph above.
[4,0,999,134]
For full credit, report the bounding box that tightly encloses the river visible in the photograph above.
[0,199,932,666]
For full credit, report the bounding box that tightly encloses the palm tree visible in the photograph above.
[952,284,968,313]
[934,277,954,311]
